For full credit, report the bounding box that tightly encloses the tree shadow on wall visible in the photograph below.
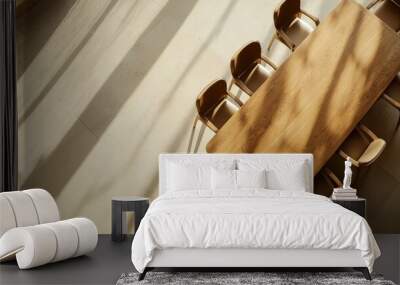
[69,1,241,214]
[22,0,199,197]
[16,0,78,79]
[18,0,118,125]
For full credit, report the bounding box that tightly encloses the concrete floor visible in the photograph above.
[0,234,399,285]
[0,235,133,285]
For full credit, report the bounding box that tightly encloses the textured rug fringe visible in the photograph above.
[116,271,394,285]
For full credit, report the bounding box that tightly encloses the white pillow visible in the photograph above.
[267,166,307,191]
[168,163,210,191]
[211,168,236,189]
[237,169,267,189]
[211,169,267,190]
[237,159,308,191]
[167,160,235,191]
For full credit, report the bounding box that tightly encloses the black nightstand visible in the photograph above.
[112,196,149,242]
[331,197,366,218]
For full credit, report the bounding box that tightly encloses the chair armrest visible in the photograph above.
[382,94,400,110]
[0,231,24,262]
[357,124,378,140]
[227,91,244,107]
[233,79,254,96]
[338,150,360,167]
[366,0,383,9]
[322,167,343,188]
[299,9,320,25]
[0,218,97,269]
[276,30,296,51]
[261,55,278,70]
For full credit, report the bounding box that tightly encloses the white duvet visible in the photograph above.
[131,189,380,273]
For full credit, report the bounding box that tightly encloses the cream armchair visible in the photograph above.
[0,189,98,269]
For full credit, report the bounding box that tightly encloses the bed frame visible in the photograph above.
[139,154,371,280]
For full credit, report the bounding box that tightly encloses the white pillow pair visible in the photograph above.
[212,168,266,190]
[167,161,234,191]
[237,159,308,192]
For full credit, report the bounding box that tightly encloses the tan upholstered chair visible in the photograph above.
[367,0,400,32]
[187,79,243,153]
[322,124,386,188]
[267,0,319,52]
[229,41,277,96]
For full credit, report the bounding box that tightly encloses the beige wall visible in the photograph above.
[17,0,399,234]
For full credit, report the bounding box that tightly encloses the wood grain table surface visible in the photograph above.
[206,0,400,174]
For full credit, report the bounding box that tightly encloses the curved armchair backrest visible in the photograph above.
[196,79,228,119]
[0,189,60,237]
[230,41,261,79]
[274,0,301,31]
[358,139,386,166]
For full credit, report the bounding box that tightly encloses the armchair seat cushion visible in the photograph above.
[0,218,97,269]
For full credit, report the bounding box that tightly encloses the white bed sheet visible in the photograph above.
[131,189,380,273]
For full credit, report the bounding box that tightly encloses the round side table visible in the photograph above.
[111,196,149,242]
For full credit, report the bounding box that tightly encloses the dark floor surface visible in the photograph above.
[0,235,133,285]
[0,234,399,285]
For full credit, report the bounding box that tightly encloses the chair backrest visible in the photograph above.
[196,79,228,125]
[358,139,386,166]
[230,41,261,79]
[274,0,301,31]
[0,189,60,237]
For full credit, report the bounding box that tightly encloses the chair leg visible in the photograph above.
[395,117,400,134]
[228,79,235,92]
[187,115,198,153]
[194,124,206,153]
[354,267,372,280]
[267,33,276,51]
[228,80,244,102]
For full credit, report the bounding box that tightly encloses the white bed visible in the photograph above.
[131,154,380,280]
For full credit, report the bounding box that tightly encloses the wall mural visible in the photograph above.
[16,0,400,234]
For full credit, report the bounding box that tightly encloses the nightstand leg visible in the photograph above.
[112,201,124,241]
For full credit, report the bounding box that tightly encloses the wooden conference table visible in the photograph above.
[206,0,400,174]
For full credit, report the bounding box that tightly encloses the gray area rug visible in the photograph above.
[116,272,396,285]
